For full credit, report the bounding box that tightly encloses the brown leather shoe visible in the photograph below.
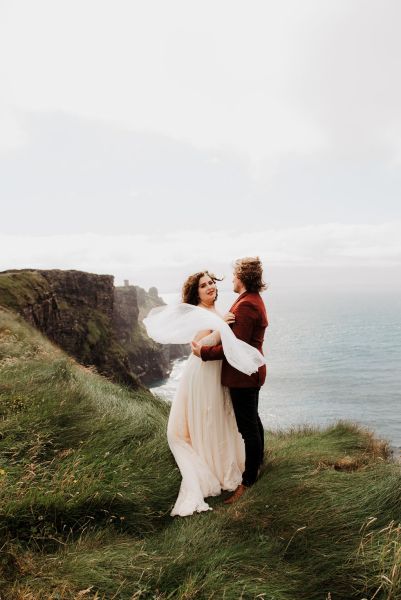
[224,483,248,505]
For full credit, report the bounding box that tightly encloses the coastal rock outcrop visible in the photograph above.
[0,269,188,388]
[113,283,188,384]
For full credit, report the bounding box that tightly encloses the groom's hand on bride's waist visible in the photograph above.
[191,340,202,357]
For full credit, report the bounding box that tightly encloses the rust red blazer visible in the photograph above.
[200,291,268,388]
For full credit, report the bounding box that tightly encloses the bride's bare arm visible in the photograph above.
[207,330,221,345]
[194,330,221,346]
[192,330,222,345]
[192,329,213,343]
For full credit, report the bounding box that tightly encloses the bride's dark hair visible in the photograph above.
[182,271,223,305]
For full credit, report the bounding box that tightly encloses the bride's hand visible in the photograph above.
[223,312,235,324]
[191,340,202,357]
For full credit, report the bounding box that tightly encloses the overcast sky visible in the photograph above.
[1,0,400,291]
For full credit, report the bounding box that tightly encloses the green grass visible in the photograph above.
[0,271,50,312]
[0,306,400,599]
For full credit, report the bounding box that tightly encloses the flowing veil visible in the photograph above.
[143,303,265,376]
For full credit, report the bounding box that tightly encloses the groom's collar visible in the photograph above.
[231,290,249,309]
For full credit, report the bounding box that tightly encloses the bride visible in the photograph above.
[143,271,265,517]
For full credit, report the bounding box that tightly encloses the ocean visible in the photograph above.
[150,289,401,453]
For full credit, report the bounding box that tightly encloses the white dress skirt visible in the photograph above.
[167,332,245,517]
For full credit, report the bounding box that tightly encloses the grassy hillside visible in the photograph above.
[0,306,400,599]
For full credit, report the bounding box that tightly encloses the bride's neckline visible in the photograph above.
[198,302,217,311]
[198,303,224,319]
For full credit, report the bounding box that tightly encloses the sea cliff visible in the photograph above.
[0,268,188,388]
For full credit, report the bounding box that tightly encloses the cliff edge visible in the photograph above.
[0,268,187,388]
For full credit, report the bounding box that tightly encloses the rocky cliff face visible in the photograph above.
[113,284,188,385]
[0,269,188,388]
[114,285,168,384]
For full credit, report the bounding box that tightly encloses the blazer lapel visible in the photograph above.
[230,291,249,312]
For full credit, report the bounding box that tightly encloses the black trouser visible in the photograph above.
[230,387,264,487]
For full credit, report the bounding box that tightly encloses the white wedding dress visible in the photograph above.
[167,330,245,517]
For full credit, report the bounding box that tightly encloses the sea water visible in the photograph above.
[151,289,401,452]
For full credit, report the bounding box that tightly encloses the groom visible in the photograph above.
[192,256,268,504]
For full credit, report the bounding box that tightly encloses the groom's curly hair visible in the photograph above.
[234,257,267,293]
[182,271,223,305]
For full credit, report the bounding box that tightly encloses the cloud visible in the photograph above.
[1,0,401,167]
[1,2,400,256]
[0,103,27,154]
[1,222,400,285]
[1,111,400,238]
